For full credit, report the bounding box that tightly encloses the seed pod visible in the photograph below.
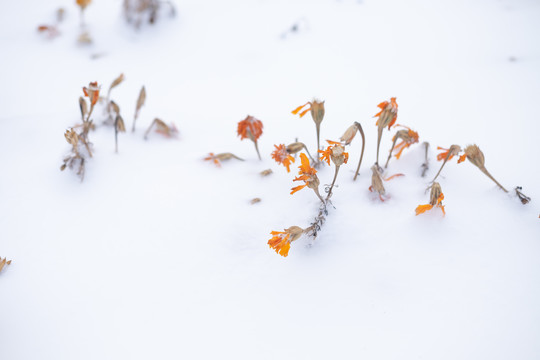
[286,226,304,242]
[286,142,305,154]
[340,124,358,145]
[429,182,443,206]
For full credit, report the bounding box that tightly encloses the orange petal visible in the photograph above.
[292,103,308,115]
[458,154,467,163]
[415,204,433,215]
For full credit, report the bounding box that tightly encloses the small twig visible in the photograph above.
[421,142,429,177]
[353,122,366,181]
[515,186,531,204]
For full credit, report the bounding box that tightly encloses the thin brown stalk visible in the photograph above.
[253,140,262,160]
[384,136,399,169]
[421,142,429,177]
[479,166,508,193]
[352,122,366,180]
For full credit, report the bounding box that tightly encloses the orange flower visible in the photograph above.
[271,144,295,172]
[291,100,325,125]
[436,145,464,162]
[82,81,100,106]
[267,226,304,257]
[237,115,263,141]
[318,140,349,166]
[415,182,446,215]
[204,152,221,167]
[291,153,319,195]
[374,97,398,130]
[392,126,419,159]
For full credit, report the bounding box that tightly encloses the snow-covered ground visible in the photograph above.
[1,0,539,359]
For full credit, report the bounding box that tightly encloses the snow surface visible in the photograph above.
[1,0,540,359]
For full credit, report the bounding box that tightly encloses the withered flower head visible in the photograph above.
[391,125,419,159]
[82,81,100,107]
[64,128,79,148]
[271,144,295,172]
[340,124,358,145]
[374,97,398,130]
[237,115,263,141]
[268,226,304,257]
[291,153,320,195]
[292,99,325,125]
[436,145,463,162]
[369,165,386,198]
[319,140,349,167]
[463,144,485,168]
[416,182,445,215]
[286,142,305,154]
[204,152,244,167]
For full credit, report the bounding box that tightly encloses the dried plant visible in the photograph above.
[421,142,430,177]
[61,128,86,180]
[114,114,126,153]
[286,142,316,163]
[461,144,508,192]
[292,99,325,162]
[339,122,365,180]
[291,153,324,203]
[384,125,419,168]
[374,97,398,168]
[250,198,261,205]
[237,115,263,160]
[369,165,404,201]
[37,8,65,39]
[144,118,178,139]
[0,257,12,273]
[431,145,464,183]
[267,226,305,257]
[132,86,146,132]
[123,0,176,28]
[104,73,125,124]
[319,140,349,200]
[76,0,93,43]
[514,187,531,205]
[416,182,445,215]
[260,169,273,177]
[271,144,295,172]
[204,152,244,167]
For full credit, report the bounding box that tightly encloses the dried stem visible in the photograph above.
[375,126,383,168]
[315,123,321,164]
[253,140,262,160]
[431,153,452,183]
[479,166,508,193]
[421,142,429,177]
[326,165,340,202]
[515,186,531,204]
[353,122,366,181]
[384,136,399,169]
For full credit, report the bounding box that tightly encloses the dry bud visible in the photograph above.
[416,182,445,215]
[370,165,386,198]
[0,257,12,273]
[250,198,261,205]
[64,128,79,147]
[79,96,88,120]
[463,144,508,192]
[109,73,125,94]
[267,226,305,257]
[286,142,305,154]
[260,169,273,177]
[340,124,358,145]
[82,82,100,106]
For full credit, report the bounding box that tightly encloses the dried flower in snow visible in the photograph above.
[271,144,295,172]
[268,226,304,257]
[384,125,419,168]
[337,122,366,180]
[82,82,100,107]
[369,165,404,201]
[132,86,146,132]
[291,153,324,203]
[144,118,178,139]
[319,140,349,167]
[374,97,398,168]
[204,152,244,167]
[0,257,12,273]
[416,182,446,215]
[286,142,316,163]
[431,144,463,183]
[237,115,263,160]
[250,198,261,205]
[514,187,531,205]
[461,144,508,193]
[292,99,325,158]
[76,0,92,10]
[260,169,273,177]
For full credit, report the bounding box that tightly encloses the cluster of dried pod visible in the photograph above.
[0,257,12,274]
[61,74,178,181]
[203,96,531,258]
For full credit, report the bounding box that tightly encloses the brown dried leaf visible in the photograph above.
[79,97,88,120]
[116,115,126,132]
[109,73,125,93]
[250,198,261,205]
[136,86,146,112]
[260,169,273,177]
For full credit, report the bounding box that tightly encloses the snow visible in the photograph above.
[1,0,539,359]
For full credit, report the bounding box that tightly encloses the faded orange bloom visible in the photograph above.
[76,0,92,10]
[82,81,100,106]
[291,153,319,195]
[436,145,463,162]
[204,152,244,167]
[291,100,325,124]
[392,125,419,159]
[237,115,263,141]
[374,97,398,130]
[271,144,295,172]
[415,182,445,215]
[319,140,349,166]
[267,226,304,257]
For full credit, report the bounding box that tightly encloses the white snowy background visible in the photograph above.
[1,0,539,359]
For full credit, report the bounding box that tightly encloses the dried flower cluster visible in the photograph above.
[123,0,176,28]
[61,76,178,181]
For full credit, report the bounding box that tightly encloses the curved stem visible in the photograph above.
[375,126,383,167]
[302,144,316,164]
[313,188,325,204]
[326,165,340,202]
[353,122,365,181]
[431,153,452,183]
[384,136,398,168]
